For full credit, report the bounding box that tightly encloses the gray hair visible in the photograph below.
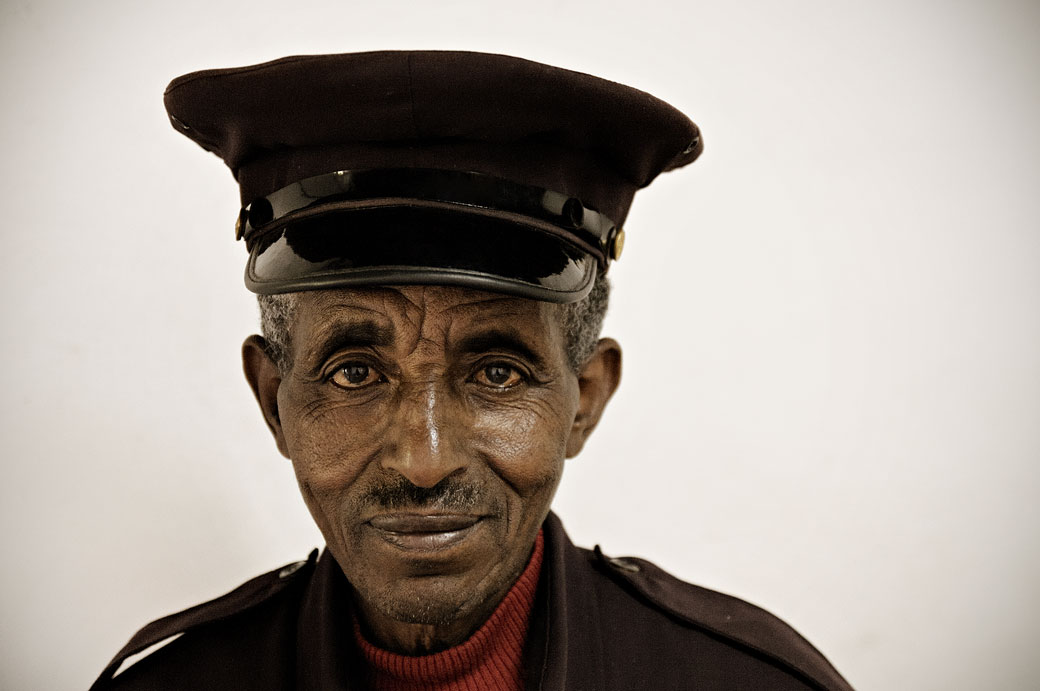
[257,275,610,374]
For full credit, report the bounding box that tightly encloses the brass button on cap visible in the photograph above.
[611,227,626,261]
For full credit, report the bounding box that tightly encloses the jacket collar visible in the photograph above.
[295,545,361,690]
[526,511,606,690]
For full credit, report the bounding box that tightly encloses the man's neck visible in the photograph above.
[355,595,508,655]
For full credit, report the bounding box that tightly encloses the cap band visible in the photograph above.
[237,168,619,263]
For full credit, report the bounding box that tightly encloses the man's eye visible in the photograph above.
[475,364,524,389]
[330,363,381,389]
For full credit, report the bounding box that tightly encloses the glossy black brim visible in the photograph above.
[245,207,597,303]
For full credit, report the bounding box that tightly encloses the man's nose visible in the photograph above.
[381,382,466,488]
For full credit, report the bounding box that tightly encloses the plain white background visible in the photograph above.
[1,0,1038,688]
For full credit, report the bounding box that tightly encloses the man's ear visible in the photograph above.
[566,338,622,458]
[242,335,290,459]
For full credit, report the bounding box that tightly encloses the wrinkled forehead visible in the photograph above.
[289,285,562,347]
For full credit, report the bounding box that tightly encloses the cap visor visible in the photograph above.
[245,207,597,302]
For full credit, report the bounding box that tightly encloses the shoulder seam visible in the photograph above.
[90,550,318,690]
[588,547,852,691]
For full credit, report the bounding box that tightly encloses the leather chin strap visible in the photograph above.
[237,168,620,261]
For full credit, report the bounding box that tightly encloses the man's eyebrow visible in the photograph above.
[309,320,394,364]
[456,329,545,367]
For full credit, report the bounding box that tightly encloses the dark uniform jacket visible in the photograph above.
[92,513,853,690]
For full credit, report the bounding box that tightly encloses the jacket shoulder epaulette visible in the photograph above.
[90,549,318,690]
[591,546,853,691]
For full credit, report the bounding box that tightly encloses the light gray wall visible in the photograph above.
[2,0,1038,689]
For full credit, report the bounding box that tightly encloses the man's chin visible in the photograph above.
[367,574,484,627]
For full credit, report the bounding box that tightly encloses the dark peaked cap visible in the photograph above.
[164,51,702,301]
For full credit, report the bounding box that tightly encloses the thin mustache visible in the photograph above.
[363,477,483,512]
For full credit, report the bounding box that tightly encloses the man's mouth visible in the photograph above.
[366,513,484,552]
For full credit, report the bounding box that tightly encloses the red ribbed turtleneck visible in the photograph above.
[354,530,545,691]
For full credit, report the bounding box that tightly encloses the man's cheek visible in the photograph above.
[284,400,388,478]
[471,402,569,458]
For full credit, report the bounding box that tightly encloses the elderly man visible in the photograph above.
[91,52,853,690]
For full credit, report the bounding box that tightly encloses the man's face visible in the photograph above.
[248,285,603,643]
